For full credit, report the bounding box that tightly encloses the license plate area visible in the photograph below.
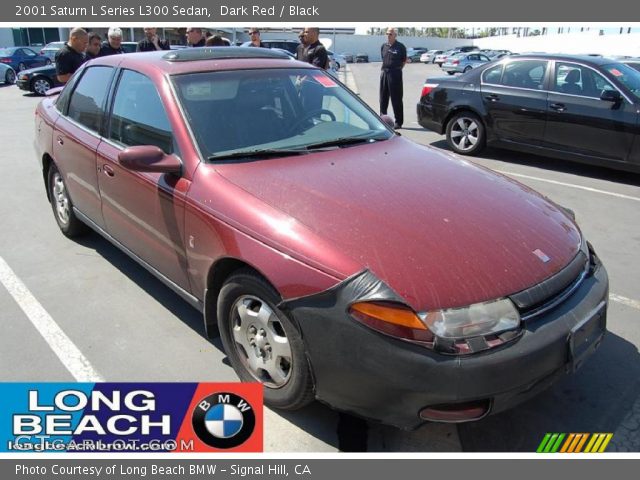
[568,301,606,372]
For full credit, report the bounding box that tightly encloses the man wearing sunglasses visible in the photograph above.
[247,28,266,48]
[380,28,407,129]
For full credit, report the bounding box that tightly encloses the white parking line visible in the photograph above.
[0,256,104,382]
[496,171,640,203]
[610,294,640,311]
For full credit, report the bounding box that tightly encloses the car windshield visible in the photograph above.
[172,68,392,160]
[602,63,640,100]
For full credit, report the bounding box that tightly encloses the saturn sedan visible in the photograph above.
[35,47,608,429]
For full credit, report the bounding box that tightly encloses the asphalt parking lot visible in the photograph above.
[0,61,639,452]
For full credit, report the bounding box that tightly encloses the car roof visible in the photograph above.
[87,47,314,75]
[507,53,622,65]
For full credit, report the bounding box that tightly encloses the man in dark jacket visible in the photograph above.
[99,27,124,57]
[301,27,328,69]
[137,28,170,52]
[85,32,101,60]
[247,28,266,47]
[186,28,206,47]
[379,28,407,129]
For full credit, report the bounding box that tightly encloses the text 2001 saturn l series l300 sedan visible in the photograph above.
[34,48,608,429]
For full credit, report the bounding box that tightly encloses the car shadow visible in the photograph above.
[73,232,347,451]
[457,330,640,451]
[428,139,640,187]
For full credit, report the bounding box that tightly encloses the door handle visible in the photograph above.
[56,136,64,146]
[550,103,566,112]
[485,94,500,102]
[103,164,115,177]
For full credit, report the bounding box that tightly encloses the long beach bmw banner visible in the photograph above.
[0,383,263,453]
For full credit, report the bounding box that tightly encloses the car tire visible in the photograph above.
[47,163,90,238]
[45,59,52,65]
[217,269,315,410]
[5,68,16,84]
[445,111,486,156]
[32,77,53,95]
[447,71,455,75]
[464,66,472,73]
[18,63,26,72]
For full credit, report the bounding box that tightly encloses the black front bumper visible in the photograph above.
[16,78,31,91]
[282,262,608,429]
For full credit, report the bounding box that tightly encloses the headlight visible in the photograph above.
[421,298,520,338]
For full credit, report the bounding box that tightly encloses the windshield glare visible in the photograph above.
[603,63,640,100]
[172,68,392,159]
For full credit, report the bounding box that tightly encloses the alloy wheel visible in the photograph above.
[33,78,51,95]
[52,171,70,226]
[450,117,480,152]
[230,295,293,388]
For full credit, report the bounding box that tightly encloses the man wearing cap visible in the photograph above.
[379,28,407,129]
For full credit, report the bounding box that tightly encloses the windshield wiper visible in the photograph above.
[303,135,387,150]
[208,148,309,161]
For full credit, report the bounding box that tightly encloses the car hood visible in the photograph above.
[214,137,582,311]
[20,65,55,75]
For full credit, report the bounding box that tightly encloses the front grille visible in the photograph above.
[509,244,590,320]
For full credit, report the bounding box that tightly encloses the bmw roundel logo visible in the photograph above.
[192,392,255,449]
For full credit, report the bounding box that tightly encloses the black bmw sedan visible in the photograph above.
[417,54,640,173]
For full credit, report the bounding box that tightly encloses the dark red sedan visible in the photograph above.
[35,48,608,429]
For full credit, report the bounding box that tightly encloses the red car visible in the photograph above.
[35,48,608,429]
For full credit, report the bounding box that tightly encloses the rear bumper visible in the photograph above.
[285,261,608,429]
[417,102,445,134]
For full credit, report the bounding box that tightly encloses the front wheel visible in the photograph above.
[5,68,16,84]
[32,77,53,95]
[217,269,315,410]
[48,164,89,237]
[445,112,486,156]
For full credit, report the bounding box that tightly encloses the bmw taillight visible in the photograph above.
[421,83,439,97]
[452,60,460,65]
[0,58,11,63]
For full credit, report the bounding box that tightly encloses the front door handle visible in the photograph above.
[550,103,566,112]
[103,164,115,177]
[485,94,500,102]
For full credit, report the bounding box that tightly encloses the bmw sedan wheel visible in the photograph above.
[464,66,472,73]
[5,68,16,84]
[18,62,26,72]
[45,59,52,65]
[32,77,52,95]
[48,164,89,237]
[446,112,486,155]
[218,269,315,410]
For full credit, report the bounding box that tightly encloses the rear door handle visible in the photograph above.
[485,94,500,102]
[550,103,566,112]
[103,164,115,177]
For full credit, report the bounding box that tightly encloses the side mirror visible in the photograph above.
[600,89,622,102]
[118,145,181,175]
[380,114,395,129]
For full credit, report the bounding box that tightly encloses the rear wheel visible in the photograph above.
[18,62,26,72]
[447,71,455,75]
[32,77,52,95]
[47,164,89,237]
[45,59,52,65]
[446,111,486,156]
[217,269,315,410]
[464,66,472,73]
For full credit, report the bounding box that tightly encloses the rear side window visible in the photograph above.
[67,66,114,133]
[109,70,173,154]
[501,60,548,89]
[482,64,503,84]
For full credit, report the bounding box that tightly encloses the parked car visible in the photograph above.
[1,63,16,84]
[355,53,369,63]
[16,64,61,95]
[342,52,354,63]
[457,46,480,52]
[406,48,428,63]
[441,52,492,75]
[40,41,66,61]
[0,47,50,72]
[434,49,459,66]
[121,42,138,54]
[418,54,640,173]
[259,40,300,56]
[486,50,513,60]
[327,51,346,70]
[421,50,443,64]
[621,58,640,72]
[35,48,608,428]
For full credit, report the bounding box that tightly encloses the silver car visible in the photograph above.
[420,49,443,64]
[434,49,459,66]
[1,63,16,84]
[442,52,491,75]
